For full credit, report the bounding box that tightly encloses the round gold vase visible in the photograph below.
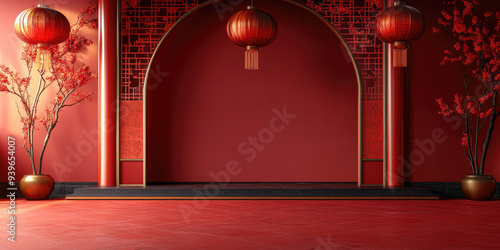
[460,175,496,201]
[20,175,55,200]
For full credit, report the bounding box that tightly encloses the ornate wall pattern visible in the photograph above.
[120,0,200,159]
[119,0,383,160]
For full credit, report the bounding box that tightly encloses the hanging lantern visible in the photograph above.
[374,1,424,67]
[227,5,278,70]
[14,4,71,71]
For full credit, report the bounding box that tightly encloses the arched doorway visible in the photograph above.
[144,0,361,183]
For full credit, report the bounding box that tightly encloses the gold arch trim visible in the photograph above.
[141,0,366,186]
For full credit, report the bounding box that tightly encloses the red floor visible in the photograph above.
[1,199,499,249]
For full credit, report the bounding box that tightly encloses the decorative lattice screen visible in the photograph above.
[119,0,383,160]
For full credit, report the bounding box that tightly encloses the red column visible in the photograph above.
[387,59,405,186]
[98,0,118,186]
[386,0,404,187]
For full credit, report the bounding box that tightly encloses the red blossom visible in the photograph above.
[45,76,56,82]
[0,84,8,92]
[38,107,55,128]
[482,27,489,35]
[472,16,479,25]
[467,99,478,114]
[462,44,470,53]
[88,20,97,28]
[0,73,8,84]
[70,54,77,64]
[53,95,64,106]
[21,45,37,65]
[20,117,31,148]
[479,91,493,104]
[442,10,452,21]
[461,132,468,147]
[480,108,493,119]
[454,94,465,114]
[19,77,31,88]
[462,0,476,17]
[482,71,491,81]
[437,98,453,116]
[453,9,467,33]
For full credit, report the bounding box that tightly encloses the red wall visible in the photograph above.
[406,0,500,182]
[145,0,359,182]
[2,0,499,184]
[0,0,98,182]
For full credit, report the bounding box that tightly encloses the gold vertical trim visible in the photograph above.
[358,76,363,187]
[116,0,122,187]
[142,67,147,188]
[382,0,388,188]
[383,42,388,188]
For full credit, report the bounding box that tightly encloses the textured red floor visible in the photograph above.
[1,199,499,249]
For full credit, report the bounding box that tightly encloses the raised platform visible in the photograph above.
[66,183,439,200]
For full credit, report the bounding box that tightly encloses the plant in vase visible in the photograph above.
[0,4,97,200]
[434,0,499,200]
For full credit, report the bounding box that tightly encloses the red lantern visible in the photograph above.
[227,5,278,70]
[14,4,71,70]
[375,1,425,67]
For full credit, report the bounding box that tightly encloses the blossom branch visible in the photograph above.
[435,0,500,175]
[0,2,97,175]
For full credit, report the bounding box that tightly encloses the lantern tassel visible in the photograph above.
[245,46,259,70]
[36,44,50,71]
[393,42,408,67]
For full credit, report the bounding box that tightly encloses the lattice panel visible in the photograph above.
[119,0,384,160]
[362,101,383,158]
[119,101,143,159]
[120,0,199,159]
[120,0,200,101]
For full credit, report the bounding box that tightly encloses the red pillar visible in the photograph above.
[386,0,404,187]
[387,58,405,186]
[98,0,118,186]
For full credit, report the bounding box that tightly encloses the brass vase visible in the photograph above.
[20,175,55,200]
[460,175,496,201]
